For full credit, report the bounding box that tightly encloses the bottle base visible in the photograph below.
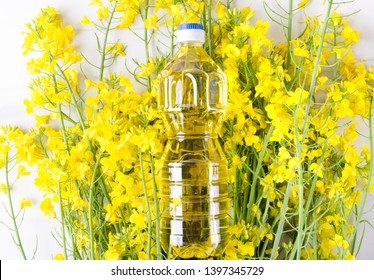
[169,244,220,259]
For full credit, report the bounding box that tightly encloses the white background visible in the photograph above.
[0,0,373,260]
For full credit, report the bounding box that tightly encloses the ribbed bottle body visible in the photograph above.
[158,44,229,258]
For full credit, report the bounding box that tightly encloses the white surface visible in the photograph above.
[0,0,373,259]
[1,260,374,279]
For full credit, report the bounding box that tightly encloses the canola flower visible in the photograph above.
[0,0,373,260]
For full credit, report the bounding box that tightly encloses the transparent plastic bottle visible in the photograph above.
[158,23,229,259]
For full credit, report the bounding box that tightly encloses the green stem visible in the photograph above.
[57,105,71,154]
[302,0,333,141]
[171,0,175,56]
[292,104,305,260]
[233,167,239,223]
[313,212,318,259]
[290,1,333,260]
[349,95,374,252]
[207,0,213,56]
[56,64,86,131]
[88,151,103,260]
[144,0,152,92]
[149,153,162,259]
[99,1,117,81]
[244,125,274,222]
[270,180,293,259]
[4,153,27,260]
[286,0,293,71]
[139,149,152,259]
[57,181,68,259]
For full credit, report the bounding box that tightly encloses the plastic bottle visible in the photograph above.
[158,23,229,259]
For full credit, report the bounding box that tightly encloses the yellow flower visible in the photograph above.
[310,163,324,178]
[0,183,7,194]
[172,197,182,206]
[90,0,103,6]
[331,13,343,27]
[104,203,121,223]
[260,175,277,201]
[344,122,358,142]
[232,155,247,170]
[301,248,314,260]
[330,234,349,250]
[278,147,292,162]
[119,75,133,93]
[293,47,309,58]
[341,22,359,43]
[223,44,241,58]
[288,157,302,169]
[81,16,92,25]
[344,251,355,260]
[316,180,325,194]
[117,8,138,28]
[137,61,155,77]
[244,126,259,146]
[238,241,255,257]
[168,4,183,27]
[297,0,310,8]
[320,238,333,259]
[137,251,148,260]
[129,211,147,230]
[35,115,49,128]
[53,253,65,260]
[97,6,109,21]
[224,239,240,260]
[105,43,126,57]
[19,198,33,209]
[17,165,30,179]
[216,2,227,21]
[144,14,158,30]
[40,197,56,218]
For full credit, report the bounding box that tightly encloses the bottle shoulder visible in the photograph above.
[160,46,224,77]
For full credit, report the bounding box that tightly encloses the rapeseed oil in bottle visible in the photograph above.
[158,23,229,259]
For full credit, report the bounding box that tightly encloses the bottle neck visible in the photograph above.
[178,41,204,47]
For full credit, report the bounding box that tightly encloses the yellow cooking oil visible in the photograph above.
[157,23,229,259]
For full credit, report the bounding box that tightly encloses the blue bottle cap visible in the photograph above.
[178,23,204,31]
[176,23,205,43]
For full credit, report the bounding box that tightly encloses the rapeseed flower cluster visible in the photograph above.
[0,0,373,260]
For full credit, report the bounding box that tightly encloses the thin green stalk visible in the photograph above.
[36,121,73,259]
[139,149,152,259]
[57,65,114,229]
[233,167,240,223]
[143,0,152,92]
[149,153,162,260]
[349,96,374,252]
[286,0,293,71]
[244,125,274,222]
[270,180,293,259]
[57,105,71,153]
[171,0,175,56]
[207,0,213,56]
[289,145,328,259]
[57,181,68,259]
[292,109,305,260]
[254,197,270,246]
[302,0,333,141]
[56,64,86,131]
[291,0,333,260]
[4,153,27,260]
[100,1,117,81]
[52,73,71,153]
[313,212,318,259]
[88,151,103,260]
